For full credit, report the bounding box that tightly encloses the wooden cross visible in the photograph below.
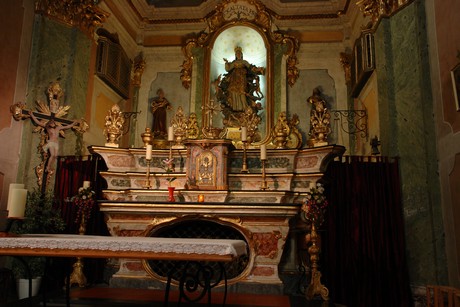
[10,82,88,193]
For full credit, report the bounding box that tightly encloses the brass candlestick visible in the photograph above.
[145,158,152,189]
[69,216,87,288]
[260,159,269,190]
[306,223,329,301]
[241,140,249,173]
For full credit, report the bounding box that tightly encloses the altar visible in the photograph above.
[90,143,344,294]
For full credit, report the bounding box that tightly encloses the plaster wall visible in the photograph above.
[0,0,34,208]
[16,16,92,190]
[374,2,446,285]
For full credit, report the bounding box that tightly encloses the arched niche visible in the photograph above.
[180,0,299,146]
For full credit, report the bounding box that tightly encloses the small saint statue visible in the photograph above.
[150,88,172,138]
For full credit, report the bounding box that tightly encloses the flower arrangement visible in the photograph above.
[72,186,96,224]
[301,183,328,227]
[163,158,177,186]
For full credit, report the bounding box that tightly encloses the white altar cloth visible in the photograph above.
[0,234,247,261]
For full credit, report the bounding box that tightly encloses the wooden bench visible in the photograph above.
[0,234,247,306]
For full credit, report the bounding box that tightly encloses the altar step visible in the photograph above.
[8,286,340,306]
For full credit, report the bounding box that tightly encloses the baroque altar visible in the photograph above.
[90,142,344,293]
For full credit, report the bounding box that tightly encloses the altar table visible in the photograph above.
[0,234,247,306]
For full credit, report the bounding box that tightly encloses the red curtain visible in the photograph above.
[54,155,106,235]
[322,156,413,307]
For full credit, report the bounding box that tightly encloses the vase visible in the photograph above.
[168,186,175,202]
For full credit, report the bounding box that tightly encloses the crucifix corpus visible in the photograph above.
[10,82,89,191]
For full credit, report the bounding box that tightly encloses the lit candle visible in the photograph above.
[168,126,174,141]
[198,194,205,202]
[241,126,247,142]
[7,188,28,218]
[7,183,24,213]
[83,181,91,189]
[260,144,267,160]
[146,144,152,160]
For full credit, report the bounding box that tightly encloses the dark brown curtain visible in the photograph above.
[321,156,413,307]
[54,154,107,235]
[53,154,108,284]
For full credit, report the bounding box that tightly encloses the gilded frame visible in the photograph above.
[180,0,299,145]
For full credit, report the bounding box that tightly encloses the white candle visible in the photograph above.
[241,126,247,142]
[7,183,24,213]
[146,144,153,160]
[7,188,27,218]
[260,144,267,160]
[83,181,91,189]
[168,126,174,141]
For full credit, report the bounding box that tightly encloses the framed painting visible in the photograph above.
[451,63,460,111]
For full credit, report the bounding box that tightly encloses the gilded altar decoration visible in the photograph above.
[35,0,109,35]
[301,183,329,302]
[239,107,262,144]
[272,112,290,149]
[307,88,331,147]
[10,82,88,189]
[186,113,199,140]
[356,0,412,25]
[170,106,187,148]
[202,100,226,139]
[180,0,300,88]
[69,185,96,288]
[132,53,146,87]
[197,151,217,188]
[340,52,352,85]
[286,114,303,149]
[104,104,125,148]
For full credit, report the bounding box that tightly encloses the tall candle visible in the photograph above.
[168,126,174,141]
[241,127,247,142]
[146,144,153,160]
[83,181,91,189]
[260,144,267,160]
[7,183,24,213]
[7,188,27,218]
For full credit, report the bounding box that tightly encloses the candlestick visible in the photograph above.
[168,126,174,142]
[241,126,247,142]
[146,144,152,160]
[260,144,267,160]
[260,159,269,190]
[241,140,249,173]
[144,159,152,189]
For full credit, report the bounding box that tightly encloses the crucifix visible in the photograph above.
[10,82,89,193]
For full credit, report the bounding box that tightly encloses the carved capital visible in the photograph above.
[35,0,109,35]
